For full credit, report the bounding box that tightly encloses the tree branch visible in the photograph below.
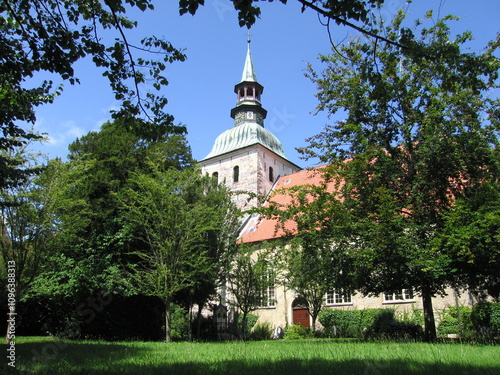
[107,5,153,122]
[297,0,404,49]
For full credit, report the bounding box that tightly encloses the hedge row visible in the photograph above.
[318,308,422,339]
[318,302,500,340]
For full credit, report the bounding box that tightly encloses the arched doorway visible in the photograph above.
[292,297,310,328]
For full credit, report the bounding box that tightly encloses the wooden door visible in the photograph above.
[292,308,310,328]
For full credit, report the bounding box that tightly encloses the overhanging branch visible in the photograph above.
[297,0,404,49]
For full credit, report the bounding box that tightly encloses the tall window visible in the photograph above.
[233,165,239,183]
[258,266,276,308]
[325,290,352,305]
[212,172,218,183]
[384,289,414,302]
[269,167,274,182]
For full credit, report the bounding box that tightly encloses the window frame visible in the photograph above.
[324,290,352,306]
[233,165,239,183]
[257,267,277,309]
[383,289,415,303]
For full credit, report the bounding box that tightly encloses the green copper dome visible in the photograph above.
[204,121,286,159]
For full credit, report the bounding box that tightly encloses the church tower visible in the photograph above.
[200,38,301,211]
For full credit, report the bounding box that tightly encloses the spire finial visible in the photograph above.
[241,33,257,82]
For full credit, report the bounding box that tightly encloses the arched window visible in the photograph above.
[269,167,274,182]
[233,166,239,183]
[212,172,218,182]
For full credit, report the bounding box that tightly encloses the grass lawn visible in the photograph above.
[3,336,500,375]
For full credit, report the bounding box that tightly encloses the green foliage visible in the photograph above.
[319,308,424,340]
[0,1,189,191]
[301,8,500,341]
[121,166,239,341]
[318,308,388,338]
[492,305,500,336]
[437,306,473,338]
[169,304,190,341]
[396,307,425,326]
[472,302,500,337]
[364,310,423,341]
[437,184,500,299]
[284,324,310,339]
[227,246,274,335]
[250,321,273,341]
[238,313,259,334]
[31,120,195,303]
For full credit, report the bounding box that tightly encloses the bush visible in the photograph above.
[396,307,425,326]
[250,322,273,341]
[169,304,190,341]
[238,313,258,332]
[318,308,387,338]
[437,305,473,338]
[318,308,423,340]
[284,324,310,339]
[364,309,423,341]
[472,302,500,338]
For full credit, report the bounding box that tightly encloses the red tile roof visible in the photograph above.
[238,166,334,243]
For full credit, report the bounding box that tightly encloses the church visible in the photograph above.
[200,40,473,331]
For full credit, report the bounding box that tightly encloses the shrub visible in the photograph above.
[318,308,388,338]
[364,309,423,341]
[318,309,356,337]
[284,324,310,339]
[396,307,425,326]
[437,305,473,338]
[492,304,500,335]
[437,316,459,336]
[238,313,258,331]
[169,304,190,341]
[250,322,273,341]
[472,302,500,338]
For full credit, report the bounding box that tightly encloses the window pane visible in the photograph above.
[233,166,239,183]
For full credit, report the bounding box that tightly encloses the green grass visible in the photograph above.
[3,337,500,374]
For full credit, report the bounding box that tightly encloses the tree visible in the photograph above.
[264,180,355,332]
[226,244,274,339]
[0,142,56,341]
[175,174,241,340]
[1,0,402,197]
[437,181,500,301]
[300,10,500,341]
[29,119,193,314]
[121,166,239,342]
[0,0,189,192]
[181,1,393,43]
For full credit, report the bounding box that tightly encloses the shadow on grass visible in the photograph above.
[3,339,499,375]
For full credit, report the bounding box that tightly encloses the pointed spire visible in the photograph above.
[241,33,258,83]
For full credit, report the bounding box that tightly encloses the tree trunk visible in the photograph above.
[196,303,203,340]
[311,312,317,333]
[164,298,171,343]
[422,288,437,342]
[241,311,248,340]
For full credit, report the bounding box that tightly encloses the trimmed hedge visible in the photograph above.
[318,308,423,340]
[318,308,388,338]
[436,306,473,338]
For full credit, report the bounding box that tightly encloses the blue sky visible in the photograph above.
[31,0,499,168]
